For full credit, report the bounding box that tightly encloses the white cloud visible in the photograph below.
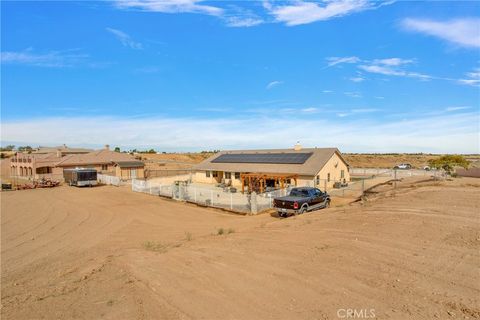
[458,67,480,87]
[1,49,88,67]
[114,0,267,28]
[327,56,432,80]
[402,18,480,48]
[458,79,480,86]
[266,80,283,89]
[267,0,377,26]
[322,90,334,93]
[223,6,264,27]
[358,63,431,80]
[115,0,223,16]
[372,58,414,66]
[326,56,360,67]
[301,107,318,113]
[351,108,379,113]
[344,91,362,98]
[106,27,143,49]
[337,108,379,117]
[467,68,480,79]
[3,112,477,153]
[349,76,365,82]
[225,16,263,27]
[358,64,406,76]
[445,106,471,112]
[326,55,480,86]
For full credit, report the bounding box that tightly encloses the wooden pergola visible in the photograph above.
[240,173,298,194]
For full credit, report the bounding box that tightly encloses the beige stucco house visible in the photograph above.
[10,145,145,181]
[193,146,350,192]
[9,146,93,180]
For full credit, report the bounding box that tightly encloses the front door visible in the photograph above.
[131,169,137,179]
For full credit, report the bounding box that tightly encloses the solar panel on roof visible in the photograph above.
[211,153,313,164]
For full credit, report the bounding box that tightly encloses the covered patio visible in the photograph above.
[240,173,298,194]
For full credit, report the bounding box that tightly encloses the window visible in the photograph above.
[327,173,330,182]
[212,171,218,178]
[341,170,345,179]
[225,172,231,179]
[290,189,310,197]
[206,171,211,177]
[316,175,320,185]
[235,172,240,179]
[102,164,108,171]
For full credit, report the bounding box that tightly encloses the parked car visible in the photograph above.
[394,163,412,170]
[273,187,330,218]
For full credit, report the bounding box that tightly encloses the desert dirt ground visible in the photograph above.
[1,177,480,319]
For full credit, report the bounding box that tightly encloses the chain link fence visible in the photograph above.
[132,179,253,213]
[131,168,444,214]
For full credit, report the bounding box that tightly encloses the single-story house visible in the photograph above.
[114,161,146,180]
[54,147,145,180]
[193,145,350,192]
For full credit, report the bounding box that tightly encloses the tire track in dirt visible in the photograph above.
[2,178,479,319]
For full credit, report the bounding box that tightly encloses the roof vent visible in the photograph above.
[294,142,302,151]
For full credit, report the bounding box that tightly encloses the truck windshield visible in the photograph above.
[289,189,310,197]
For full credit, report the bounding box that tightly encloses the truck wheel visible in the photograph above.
[299,206,307,214]
[325,200,331,208]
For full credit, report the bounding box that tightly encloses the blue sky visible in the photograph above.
[1,0,479,153]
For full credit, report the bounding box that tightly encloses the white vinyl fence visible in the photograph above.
[97,174,121,186]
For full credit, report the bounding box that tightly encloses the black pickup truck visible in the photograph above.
[273,187,330,217]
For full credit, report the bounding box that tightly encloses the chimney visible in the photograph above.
[105,144,110,151]
[294,141,302,151]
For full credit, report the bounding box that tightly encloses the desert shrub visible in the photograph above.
[142,241,168,252]
[428,155,469,175]
[216,227,234,235]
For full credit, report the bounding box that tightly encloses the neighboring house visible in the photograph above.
[54,147,145,180]
[9,145,93,180]
[193,145,350,192]
[31,145,94,155]
[10,145,145,181]
[114,161,146,180]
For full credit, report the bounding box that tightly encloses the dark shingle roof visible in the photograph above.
[114,161,145,168]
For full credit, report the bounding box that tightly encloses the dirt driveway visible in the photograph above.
[2,178,479,319]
